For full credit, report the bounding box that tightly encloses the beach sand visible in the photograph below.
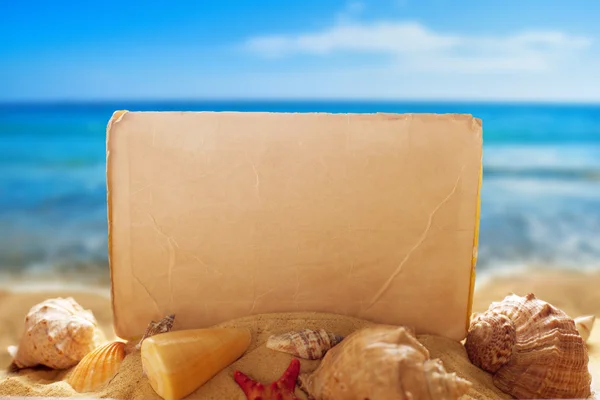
[0,268,598,399]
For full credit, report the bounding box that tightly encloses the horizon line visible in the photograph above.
[1,97,600,107]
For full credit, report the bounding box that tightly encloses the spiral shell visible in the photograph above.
[266,329,343,360]
[135,314,175,350]
[67,341,126,392]
[298,325,471,400]
[465,293,592,399]
[9,297,105,369]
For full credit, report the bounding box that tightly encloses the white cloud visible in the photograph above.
[246,22,458,56]
[244,20,592,73]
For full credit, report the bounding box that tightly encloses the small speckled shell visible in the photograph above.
[67,341,126,392]
[9,297,105,369]
[298,325,471,400]
[135,314,176,350]
[266,329,343,360]
[465,293,592,399]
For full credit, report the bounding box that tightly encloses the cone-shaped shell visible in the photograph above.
[10,297,105,369]
[465,293,592,399]
[141,328,252,400]
[266,329,343,360]
[575,315,595,343]
[298,325,471,400]
[67,341,126,392]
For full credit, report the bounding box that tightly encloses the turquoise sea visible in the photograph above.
[1,101,599,279]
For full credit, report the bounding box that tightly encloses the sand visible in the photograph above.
[0,268,598,399]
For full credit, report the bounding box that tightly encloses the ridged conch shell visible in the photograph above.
[465,293,592,399]
[67,341,126,392]
[266,329,343,360]
[141,328,252,400]
[575,315,595,343]
[8,297,105,369]
[298,325,472,400]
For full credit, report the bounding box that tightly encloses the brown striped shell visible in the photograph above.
[298,325,471,400]
[67,341,126,392]
[266,329,343,360]
[465,293,592,399]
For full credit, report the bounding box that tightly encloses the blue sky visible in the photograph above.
[1,0,600,101]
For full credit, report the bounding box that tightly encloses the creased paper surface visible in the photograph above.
[106,112,483,341]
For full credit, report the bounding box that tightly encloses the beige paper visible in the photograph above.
[106,111,483,341]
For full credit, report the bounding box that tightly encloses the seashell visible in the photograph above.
[67,341,126,392]
[135,314,176,350]
[141,328,252,400]
[266,329,343,360]
[298,325,471,400]
[575,315,595,343]
[465,293,592,399]
[9,297,105,369]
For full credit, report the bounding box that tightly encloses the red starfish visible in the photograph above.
[233,358,301,400]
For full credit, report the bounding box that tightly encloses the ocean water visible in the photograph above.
[1,101,599,279]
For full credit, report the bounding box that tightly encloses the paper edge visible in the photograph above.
[106,110,129,339]
[99,110,481,120]
[466,149,483,333]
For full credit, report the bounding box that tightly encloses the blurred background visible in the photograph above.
[1,0,599,286]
